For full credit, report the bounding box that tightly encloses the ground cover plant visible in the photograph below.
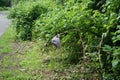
[0,26,88,80]
[2,0,120,79]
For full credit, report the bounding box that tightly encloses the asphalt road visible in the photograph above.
[0,11,10,37]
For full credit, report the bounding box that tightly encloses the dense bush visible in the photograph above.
[9,1,47,40]
[35,0,120,79]
[10,0,120,79]
[0,0,11,7]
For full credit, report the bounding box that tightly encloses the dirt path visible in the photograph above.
[0,11,10,36]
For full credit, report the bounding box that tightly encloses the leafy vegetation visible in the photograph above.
[4,0,120,79]
[9,1,47,40]
[0,26,89,80]
[0,0,11,7]
[0,0,11,11]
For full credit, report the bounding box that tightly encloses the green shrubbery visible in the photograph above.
[9,0,120,79]
[0,0,11,7]
[9,1,47,40]
[0,0,11,11]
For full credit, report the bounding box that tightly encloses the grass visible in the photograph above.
[0,26,84,80]
[0,26,15,53]
[0,27,102,80]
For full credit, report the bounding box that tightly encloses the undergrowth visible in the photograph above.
[1,0,120,79]
[0,25,86,80]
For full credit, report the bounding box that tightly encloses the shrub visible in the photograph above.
[9,1,47,40]
[0,0,11,7]
[10,0,120,79]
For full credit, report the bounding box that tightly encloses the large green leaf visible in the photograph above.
[112,59,119,68]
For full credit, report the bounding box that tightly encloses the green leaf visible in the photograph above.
[112,59,119,68]
[113,48,120,56]
[102,45,112,52]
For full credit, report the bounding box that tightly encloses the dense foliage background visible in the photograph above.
[9,0,120,79]
[0,0,11,7]
[0,0,11,10]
